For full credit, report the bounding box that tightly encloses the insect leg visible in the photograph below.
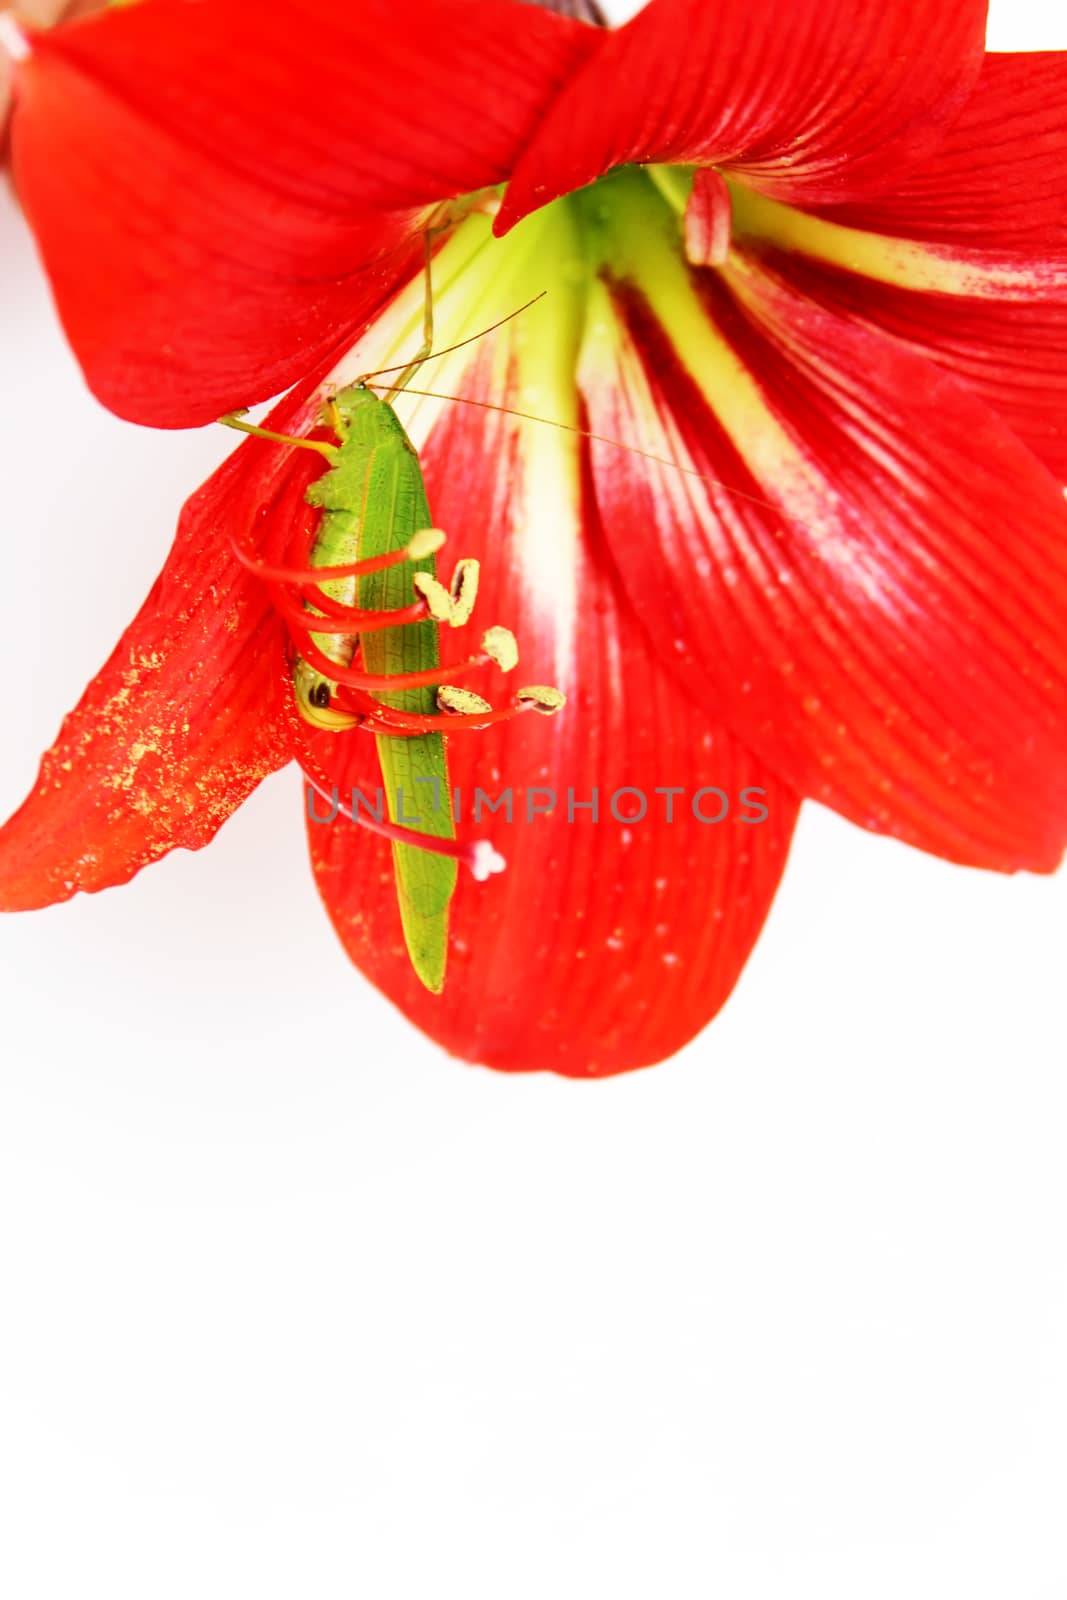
[218,412,337,459]
[383,232,436,401]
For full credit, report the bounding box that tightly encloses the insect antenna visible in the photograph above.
[368,384,791,521]
[359,292,548,395]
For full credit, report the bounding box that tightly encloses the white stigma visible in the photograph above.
[467,841,507,882]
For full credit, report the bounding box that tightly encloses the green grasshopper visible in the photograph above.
[222,243,561,994]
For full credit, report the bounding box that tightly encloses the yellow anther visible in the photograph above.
[406,526,447,561]
[412,571,454,622]
[449,558,480,627]
[481,625,518,673]
[516,685,566,715]
[437,685,493,716]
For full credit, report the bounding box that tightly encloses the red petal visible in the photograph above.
[0,384,331,910]
[816,53,1067,251]
[498,0,987,229]
[579,241,1067,873]
[297,284,798,1076]
[732,54,1067,482]
[32,0,595,212]
[12,46,419,427]
[12,0,596,425]
[741,244,1067,487]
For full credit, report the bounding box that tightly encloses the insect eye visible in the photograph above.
[309,681,332,709]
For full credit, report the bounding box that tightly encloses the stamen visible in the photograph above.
[295,637,387,701]
[516,685,567,714]
[355,684,567,735]
[481,626,518,672]
[271,582,361,621]
[298,634,506,695]
[239,462,565,762]
[449,559,480,627]
[274,591,428,635]
[231,532,439,586]
[437,686,493,715]
[412,572,455,622]
[405,526,448,560]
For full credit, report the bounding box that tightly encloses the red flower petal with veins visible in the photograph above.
[818,52,1067,250]
[733,54,1067,480]
[0,380,326,908]
[498,0,989,229]
[10,0,596,424]
[576,204,1067,870]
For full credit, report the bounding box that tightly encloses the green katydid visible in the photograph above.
[222,241,562,995]
[221,230,789,996]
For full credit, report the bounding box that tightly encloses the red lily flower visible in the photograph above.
[2,0,1067,1075]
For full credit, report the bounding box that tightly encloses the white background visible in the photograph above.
[1,2,1065,1595]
